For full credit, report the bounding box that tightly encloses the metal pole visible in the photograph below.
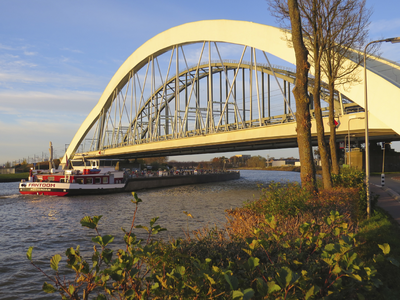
[268,74,270,118]
[344,135,348,165]
[262,72,265,119]
[364,42,371,218]
[284,81,287,115]
[382,142,386,186]
[382,142,385,173]
[177,48,181,136]
[242,68,245,123]
[348,118,351,167]
[250,48,253,125]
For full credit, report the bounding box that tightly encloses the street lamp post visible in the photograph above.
[347,116,364,167]
[344,135,348,165]
[344,134,355,165]
[364,36,400,218]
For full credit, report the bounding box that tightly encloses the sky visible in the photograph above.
[1,0,400,165]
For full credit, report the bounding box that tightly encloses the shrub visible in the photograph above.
[229,182,361,241]
[27,192,399,299]
[244,181,312,218]
[332,167,378,219]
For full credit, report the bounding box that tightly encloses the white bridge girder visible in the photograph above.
[62,20,400,163]
[125,61,341,144]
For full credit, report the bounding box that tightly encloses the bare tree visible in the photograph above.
[288,0,317,192]
[268,0,372,180]
[300,0,332,188]
[269,0,331,188]
[320,0,372,174]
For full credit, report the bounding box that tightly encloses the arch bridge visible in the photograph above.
[62,20,400,164]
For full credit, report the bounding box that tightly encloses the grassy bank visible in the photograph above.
[235,165,301,172]
[28,168,400,299]
[0,172,28,182]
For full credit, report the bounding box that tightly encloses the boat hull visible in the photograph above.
[19,189,69,197]
[19,172,240,196]
[19,182,125,196]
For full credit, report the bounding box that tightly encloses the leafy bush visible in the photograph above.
[332,167,365,189]
[244,182,312,218]
[27,192,399,299]
[234,182,361,239]
[332,167,378,219]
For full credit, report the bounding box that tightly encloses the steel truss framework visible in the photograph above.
[64,19,400,164]
[61,21,400,165]
[82,42,352,155]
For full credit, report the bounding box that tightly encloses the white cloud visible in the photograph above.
[0,66,107,90]
[23,51,37,56]
[0,118,81,163]
[0,53,37,71]
[61,47,83,54]
[0,90,101,116]
[379,43,400,63]
[0,43,15,51]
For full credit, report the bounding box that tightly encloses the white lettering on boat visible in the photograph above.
[27,183,56,188]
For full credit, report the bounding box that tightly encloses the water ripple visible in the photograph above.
[0,170,299,299]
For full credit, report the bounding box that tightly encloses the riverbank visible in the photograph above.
[234,165,301,172]
[124,171,240,191]
[25,168,400,299]
[0,172,28,182]
[1,166,300,182]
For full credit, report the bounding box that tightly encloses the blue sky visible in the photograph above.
[1,0,400,164]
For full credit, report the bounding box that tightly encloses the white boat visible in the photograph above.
[19,159,126,196]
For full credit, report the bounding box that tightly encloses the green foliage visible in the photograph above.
[27,189,399,299]
[26,246,33,261]
[80,215,102,229]
[332,167,378,219]
[0,172,29,181]
[246,155,266,168]
[50,254,62,271]
[356,208,400,298]
[332,167,365,189]
[43,282,57,294]
[245,181,312,218]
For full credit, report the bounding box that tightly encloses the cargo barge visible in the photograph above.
[19,159,240,196]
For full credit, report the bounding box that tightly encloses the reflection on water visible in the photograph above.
[0,170,300,299]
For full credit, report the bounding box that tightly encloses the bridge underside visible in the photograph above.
[77,113,399,160]
[79,132,399,160]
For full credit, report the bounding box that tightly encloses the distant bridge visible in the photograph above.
[62,20,400,164]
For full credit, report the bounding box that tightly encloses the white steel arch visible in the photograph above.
[62,19,400,164]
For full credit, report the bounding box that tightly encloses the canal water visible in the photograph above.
[0,170,300,299]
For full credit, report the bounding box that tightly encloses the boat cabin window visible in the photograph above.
[86,178,93,184]
[103,177,108,183]
[71,160,90,167]
[95,178,101,184]
[85,159,118,168]
[99,160,117,167]
[76,178,84,184]
[60,178,65,183]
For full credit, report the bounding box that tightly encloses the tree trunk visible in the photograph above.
[328,80,340,174]
[288,0,316,192]
[313,61,332,188]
